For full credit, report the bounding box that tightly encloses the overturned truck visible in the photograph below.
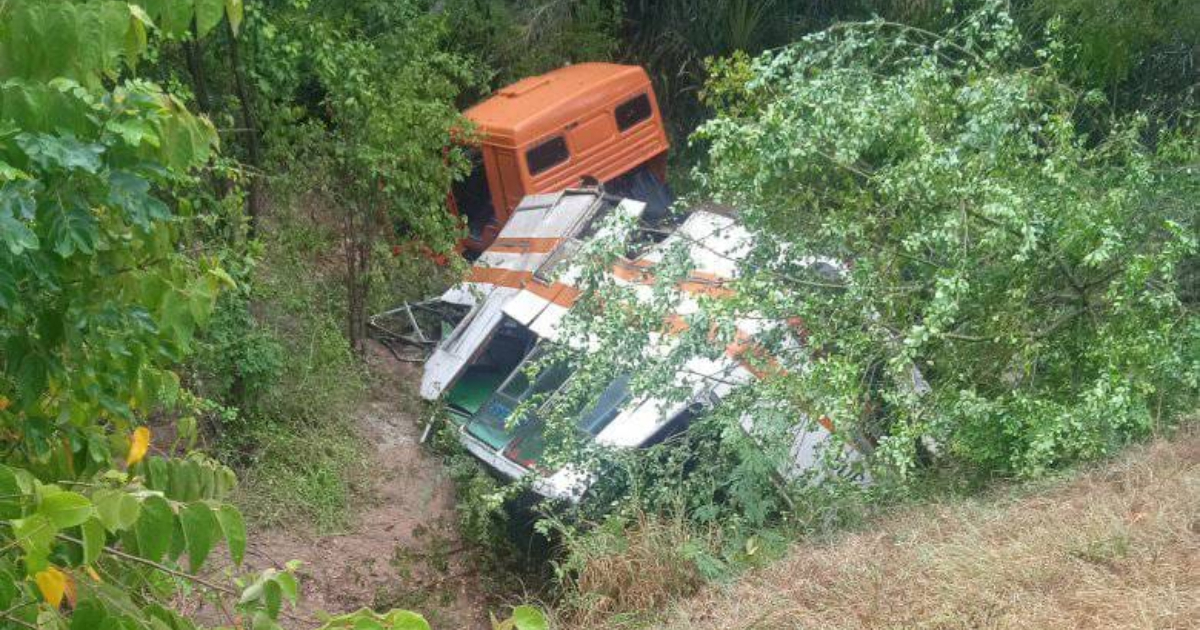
[374,189,857,501]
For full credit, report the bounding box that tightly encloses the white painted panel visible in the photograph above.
[528,303,569,340]
[420,289,517,399]
[503,289,552,326]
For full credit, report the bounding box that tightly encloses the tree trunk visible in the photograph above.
[227,20,265,235]
[183,21,211,113]
[344,188,384,356]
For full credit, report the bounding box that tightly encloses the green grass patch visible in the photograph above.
[229,416,370,533]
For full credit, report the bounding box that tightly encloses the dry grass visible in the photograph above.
[561,512,707,627]
[658,430,1200,630]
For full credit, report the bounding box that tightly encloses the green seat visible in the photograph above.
[446,369,507,419]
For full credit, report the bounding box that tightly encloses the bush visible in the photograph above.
[550,510,711,627]
[191,190,371,530]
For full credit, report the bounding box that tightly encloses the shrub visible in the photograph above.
[551,510,710,627]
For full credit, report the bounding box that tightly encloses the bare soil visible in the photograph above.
[239,342,489,629]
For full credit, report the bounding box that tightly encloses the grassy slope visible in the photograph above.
[659,429,1200,630]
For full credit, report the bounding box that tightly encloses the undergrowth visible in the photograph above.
[191,192,371,532]
[228,416,370,532]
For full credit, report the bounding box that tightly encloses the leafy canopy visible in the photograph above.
[539,2,1198,535]
[0,1,442,629]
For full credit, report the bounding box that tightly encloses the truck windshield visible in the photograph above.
[451,148,494,240]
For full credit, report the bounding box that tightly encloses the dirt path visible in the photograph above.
[242,342,489,629]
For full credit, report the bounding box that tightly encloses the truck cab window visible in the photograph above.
[451,149,495,240]
[526,136,569,175]
[615,93,652,131]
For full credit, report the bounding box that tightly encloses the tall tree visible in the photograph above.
[0,2,440,627]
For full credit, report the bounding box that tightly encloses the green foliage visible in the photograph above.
[440,0,621,91]
[0,0,290,624]
[253,0,475,249]
[230,414,368,532]
[529,6,1198,588]
[1025,0,1200,108]
[491,605,548,630]
[0,2,449,628]
[318,608,431,630]
[247,0,478,352]
[192,291,284,409]
[433,417,515,549]
[693,3,1196,479]
[545,510,713,626]
[194,200,369,531]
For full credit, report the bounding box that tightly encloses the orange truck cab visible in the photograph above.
[450,63,671,252]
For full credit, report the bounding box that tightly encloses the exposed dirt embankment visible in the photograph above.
[241,343,489,629]
[661,429,1200,630]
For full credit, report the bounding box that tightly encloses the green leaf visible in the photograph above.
[510,606,547,630]
[107,118,160,147]
[108,171,170,229]
[14,132,104,173]
[168,459,202,501]
[39,490,93,528]
[0,160,29,181]
[0,182,40,255]
[0,211,38,255]
[125,5,150,71]
[146,457,169,491]
[385,611,430,630]
[263,579,281,619]
[0,465,26,519]
[274,571,298,603]
[135,495,174,563]
[70,600,107,630]
[93,489,141,532]
[12,513,56,569]
[47,202,98,257]
[251,611,282,630]
[224,0,243,35]
[180,501,219,572]
[150,0,194,37]
[194,0,224,38]
[0,269,16,310]
[214,504,245,565]
[0,566,18,610]
[80,517,105,565]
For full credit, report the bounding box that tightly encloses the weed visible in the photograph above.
[229,416,370,533]
[552,510,711,627]
[196,191,372,532]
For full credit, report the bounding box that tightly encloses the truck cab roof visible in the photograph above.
[464,63,654,147]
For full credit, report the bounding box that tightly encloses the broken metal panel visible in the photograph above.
[533,466,596,502]
[502,287,553,326]
[460,430,531,481]
[368,300,472,363]
[786,423,835,480]
[527,302,569,340]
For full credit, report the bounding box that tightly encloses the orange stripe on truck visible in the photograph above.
[466,266,580,307]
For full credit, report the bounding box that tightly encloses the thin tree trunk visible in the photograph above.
[227,19,265,235]
[344,195,371,356]
[345,200,360,353]
[184,21,211,113]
